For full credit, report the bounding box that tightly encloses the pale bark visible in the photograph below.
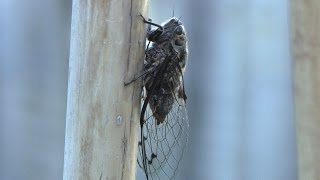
[291,1,320,179]
[63,0,148,179]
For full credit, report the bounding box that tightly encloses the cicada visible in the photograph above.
[128,15,189,180]
[138,15,189,180]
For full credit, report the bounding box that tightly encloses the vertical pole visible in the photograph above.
[63,0,148,179]
[291,1,320,179]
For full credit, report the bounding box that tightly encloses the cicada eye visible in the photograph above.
[174,26,183,35]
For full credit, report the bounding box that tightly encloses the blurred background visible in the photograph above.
[0,0,297,180]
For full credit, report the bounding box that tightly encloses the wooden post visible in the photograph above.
[63,0,148,179]
[291,1,320,179]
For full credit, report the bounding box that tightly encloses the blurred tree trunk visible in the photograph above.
[291,1,320,179]
[63,0,148,179]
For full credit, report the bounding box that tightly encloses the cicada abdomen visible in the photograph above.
[138,16,189,180]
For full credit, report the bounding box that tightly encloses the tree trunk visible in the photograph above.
[291,1,320,179]
[63,0,148,179]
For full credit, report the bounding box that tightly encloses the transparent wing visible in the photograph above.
[138,94,189,180]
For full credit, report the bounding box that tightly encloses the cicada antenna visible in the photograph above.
[172,3,175,17]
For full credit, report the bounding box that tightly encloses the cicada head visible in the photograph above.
[161,18,187,47]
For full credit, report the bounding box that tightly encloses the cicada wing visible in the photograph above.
[138,97,189,180]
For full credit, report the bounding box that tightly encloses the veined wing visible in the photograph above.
[138,94,189,180]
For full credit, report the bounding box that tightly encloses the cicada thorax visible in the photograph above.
[144,46,183,125]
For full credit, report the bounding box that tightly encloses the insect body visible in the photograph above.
[137,15,189,180]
